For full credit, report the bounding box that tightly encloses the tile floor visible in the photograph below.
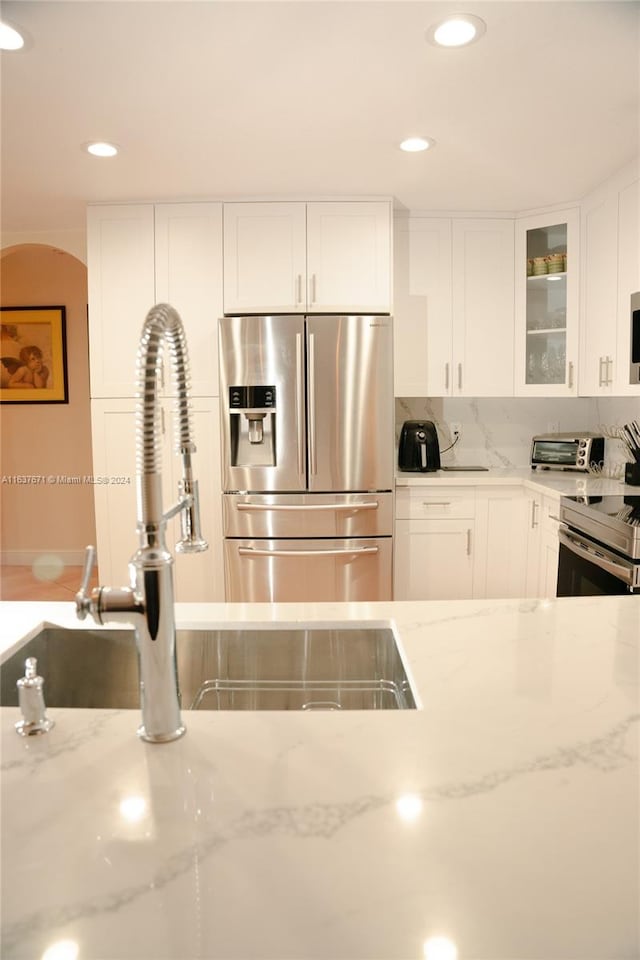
[0,564,99,602]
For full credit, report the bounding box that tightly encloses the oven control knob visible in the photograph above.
[578,458,585,465]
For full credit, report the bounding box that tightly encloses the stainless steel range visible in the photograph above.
[557,495,640,595]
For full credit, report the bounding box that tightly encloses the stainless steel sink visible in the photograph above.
[0,625,416,711]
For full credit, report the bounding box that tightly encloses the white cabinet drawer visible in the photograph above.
[395,486,475,520]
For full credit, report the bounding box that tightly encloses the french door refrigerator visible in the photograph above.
[219,314,394,602]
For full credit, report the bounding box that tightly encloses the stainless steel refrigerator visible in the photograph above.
[219,314,394,602]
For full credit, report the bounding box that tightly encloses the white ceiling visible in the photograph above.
[1,0,639,234]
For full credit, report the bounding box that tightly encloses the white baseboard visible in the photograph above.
[1,550,88,566]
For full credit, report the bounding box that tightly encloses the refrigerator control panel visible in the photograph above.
[229,385,276,409]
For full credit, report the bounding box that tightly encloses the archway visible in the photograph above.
[0,243,96,599]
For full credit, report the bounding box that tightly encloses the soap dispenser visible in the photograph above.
[15,657,55,736]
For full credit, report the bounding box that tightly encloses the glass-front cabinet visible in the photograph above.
[514,208,579,396]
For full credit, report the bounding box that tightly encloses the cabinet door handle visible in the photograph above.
[599,356,614,387]
[466,528,472,556]
[568,361,574,389]
[457,363,462,390]
[445,362,450,391]
[309,273,317,305]
[531,499,539,529]
[296,274,303,305]
[422,501,452,507]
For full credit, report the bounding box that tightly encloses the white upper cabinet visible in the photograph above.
[578,167,639,397]
[452,219,515,397]
[87,202,223,398]
[579,189,619,395]
[305,202,391,314]
[155,202,223,397]
[223,200,392,315]
[393,216,514,396]
[393,218,452,396]
[87,204,155,398]
[222,202,307,314]
[514,208,579,397]
[616,177,639,395]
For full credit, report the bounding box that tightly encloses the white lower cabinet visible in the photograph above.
[91,399,224,601]
[523,491,561,598]
[539,495,561,597]
[395,483,560,601]
[167,398,224,602]
[90,400,137,587]
[395,518,475,600]
[474,487,529,599]
[394,487,475,600]
[524,492,543,597]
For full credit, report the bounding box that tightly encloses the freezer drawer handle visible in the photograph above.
[236,501,379,513]
[238,546,379,558]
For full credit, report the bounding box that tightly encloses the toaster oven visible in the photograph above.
[530,433,605,472]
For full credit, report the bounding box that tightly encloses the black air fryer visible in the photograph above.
[398,420,441,472]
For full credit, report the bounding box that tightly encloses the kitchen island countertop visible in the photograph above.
[1,596,638,960]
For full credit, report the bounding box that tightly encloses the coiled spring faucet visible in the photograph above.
[76,304,208,742]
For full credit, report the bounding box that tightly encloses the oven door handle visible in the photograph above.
[558,527,634,587]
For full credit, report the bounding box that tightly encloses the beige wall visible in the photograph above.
[0,244,96,563]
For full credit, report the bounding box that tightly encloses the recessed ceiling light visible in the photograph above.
[427,14,486,48]
[0,21,25,50]
[399,137,435,153]
[85,142,119,158]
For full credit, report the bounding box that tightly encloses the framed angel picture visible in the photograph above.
[0,306,69,404]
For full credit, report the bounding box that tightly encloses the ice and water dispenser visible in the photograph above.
[227,385,276,466]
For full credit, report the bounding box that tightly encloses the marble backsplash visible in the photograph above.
[395,396,639,472]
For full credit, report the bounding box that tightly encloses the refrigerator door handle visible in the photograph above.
[237,501,379,513]
[308,332,317,476]
[238,546,379,558]
[295,332,305,479]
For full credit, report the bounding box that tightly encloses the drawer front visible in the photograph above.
[395,487,475,520]
[224,537,393,602]
[225,492,394,538]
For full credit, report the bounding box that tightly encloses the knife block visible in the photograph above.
[624,462,640,486]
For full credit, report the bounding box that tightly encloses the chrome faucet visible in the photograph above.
[76,304,208,743]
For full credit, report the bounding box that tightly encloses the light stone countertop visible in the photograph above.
[1,596,638,960]
[395,466,635,497]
